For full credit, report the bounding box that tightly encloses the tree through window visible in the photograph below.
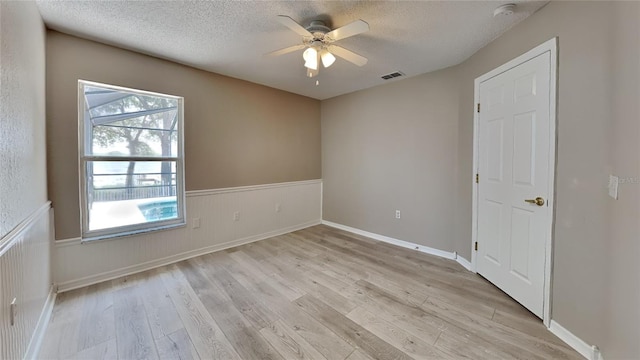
[79,80,185,240]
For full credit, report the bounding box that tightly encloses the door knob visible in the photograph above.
[524,197,545,206]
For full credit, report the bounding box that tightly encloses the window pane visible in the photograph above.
[87,160,179,231]
[83,86,179,157]
[90,121,178,158]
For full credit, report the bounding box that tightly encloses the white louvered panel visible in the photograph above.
[0,205,52,360]
[1,238,24,360]
[54,180,322,292]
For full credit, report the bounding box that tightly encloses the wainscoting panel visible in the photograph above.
[54,180,322,292]
[0,203,53,360]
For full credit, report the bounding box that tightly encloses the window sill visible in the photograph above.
[81,221,186,244]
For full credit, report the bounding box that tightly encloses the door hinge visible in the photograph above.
[477,103,480,113]
[475,242,478,251]
[476,173,479,183]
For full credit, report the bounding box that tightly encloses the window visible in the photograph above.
[78,80,185,240]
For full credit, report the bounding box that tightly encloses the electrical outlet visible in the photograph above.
[275,203,281,213]
[192,218,200,229]
[233,211,240,221]
[608,175,619,199]
[395,210,401,219]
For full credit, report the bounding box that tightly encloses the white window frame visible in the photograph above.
[78,80,186,241]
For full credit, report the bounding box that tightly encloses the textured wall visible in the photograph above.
[0,2,52,359]
[46,31,321,240]
[321,67,459,252]
[0,1,48,239]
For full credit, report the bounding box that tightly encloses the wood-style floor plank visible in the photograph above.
[346,349,377,360]
[222,253,355,359]
[191,255,276,330]
[155,328,200,360]
[112,285,159,360]
[347,307,450,359]
[423,296,577,359]
[158,265,241,360]
[39,225,581,360]
[290,230,500,318]
[39,287,87,359]
[295,294,413,360]
[137,272,183,340]
[178,260,284,360]
[77,281,115,352]
[227,250,306,301]
[355,279,528,359]
[258,249,357,315]
[72,338,118,360]
[259,319,328,360]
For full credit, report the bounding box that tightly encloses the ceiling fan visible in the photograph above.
[267,15,370,78]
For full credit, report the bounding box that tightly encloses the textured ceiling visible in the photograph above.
[35,1,547,100]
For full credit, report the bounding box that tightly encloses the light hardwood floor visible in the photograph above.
[39,225,581,359]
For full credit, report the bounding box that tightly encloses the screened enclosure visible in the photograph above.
[79,80,185,239]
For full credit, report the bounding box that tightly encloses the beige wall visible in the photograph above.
[0,1,48,238]
[46,31,321,240]
[322,1,639,357]
[606,2,640,357]
[322,67,459,251]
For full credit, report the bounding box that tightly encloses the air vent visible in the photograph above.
[381,71,405,80]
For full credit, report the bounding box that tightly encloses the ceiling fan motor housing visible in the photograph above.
[306,20,331,41]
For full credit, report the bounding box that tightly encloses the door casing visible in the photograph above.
[471,38,558,327]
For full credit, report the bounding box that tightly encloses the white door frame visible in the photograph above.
[471,38,558,327]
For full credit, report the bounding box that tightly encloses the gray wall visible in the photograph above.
[606,3,640,357]
[322,66,460,251]
[322,1,639,357]
[0,1,47,238]
[46,31,321,240]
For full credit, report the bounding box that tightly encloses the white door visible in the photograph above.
[477,52,551,318]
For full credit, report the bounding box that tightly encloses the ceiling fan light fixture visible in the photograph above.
[320,49,336,68]
[307,68,319,78]
[303,47,317,62]
[304,60,318,70]
[303,47,318,70]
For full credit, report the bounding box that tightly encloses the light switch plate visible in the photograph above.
[10,298,17,326]
[608,175,619,200]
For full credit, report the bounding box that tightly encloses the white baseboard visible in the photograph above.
[454,252,472,271]
[321,220,456,260]
[549,320,603,360]
[24,286,56,360]
[56,220,320,292]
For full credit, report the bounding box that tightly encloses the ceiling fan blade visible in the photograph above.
[277,15,312,37]
[325,20,369,41]
[328,45,368,66]
[265,44,306,57]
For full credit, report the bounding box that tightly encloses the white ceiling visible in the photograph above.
[35,1,547,100]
